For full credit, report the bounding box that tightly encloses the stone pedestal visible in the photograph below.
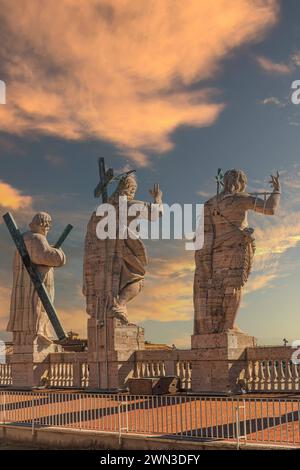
[11,335,62,388]
[87,317,145,390]
[191,330,256,394]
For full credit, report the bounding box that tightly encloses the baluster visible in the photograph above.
[134,361,139,378]
[279,361,286,391]
[187,362,192,389]
[271,361,278,391]
[245,361,253,391]
[265,361,271,391]
[180,362,186,389]
[253,361,260,391]
[258,361,266,391]
[287,361,293,391]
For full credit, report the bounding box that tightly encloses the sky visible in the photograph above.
[1,0,300,348]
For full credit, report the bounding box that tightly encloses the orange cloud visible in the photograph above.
[0,0,278,164]
[0,180,33,210]
[129,253,194,323]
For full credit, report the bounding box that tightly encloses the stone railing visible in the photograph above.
[134,350,192,390]
[240,346,300,392]
[0,362,12,386]
[48,352,89,388]
[2,343,300,393]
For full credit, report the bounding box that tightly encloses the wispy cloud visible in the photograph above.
[0,0,278,164]
[256,55,292,74]
[259,96,286,107]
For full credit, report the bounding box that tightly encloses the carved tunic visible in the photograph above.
[194,191,280,334]
[83,199,159,322]
[7,231,66,339]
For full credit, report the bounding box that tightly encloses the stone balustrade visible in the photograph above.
[1,344,299,393]
[240,346,300,393]
[134,350,192,390]
[48,352,88,388]
[241,359,300,392]
[0,363,12,386]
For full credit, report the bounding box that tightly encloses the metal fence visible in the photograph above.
[0,390,299,447]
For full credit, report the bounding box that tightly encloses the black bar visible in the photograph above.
[54,224,73,248]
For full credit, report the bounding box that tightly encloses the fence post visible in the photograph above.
[235,399,246,449]
[32,395,35,435]
[3,391,6,425]
[118,402,122,445]
[79,394,82,430]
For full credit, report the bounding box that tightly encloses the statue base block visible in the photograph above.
[11,335,62,388]
[191,330,256,394]
[87,317,145,390]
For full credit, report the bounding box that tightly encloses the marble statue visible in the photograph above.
[83,173,162,324]
[7,212,66,345]
[194,169,280,335]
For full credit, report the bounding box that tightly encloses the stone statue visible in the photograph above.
[194,169,280,335]
[83,173,162,324]
[7,212,66,345]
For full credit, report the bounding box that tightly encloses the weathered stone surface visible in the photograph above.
[7,213,66,388]
[7,212,66,343]
[194,169,280,334]
[84,173,162,389]
[191,331,256,393]
[87,317,145,389]
[128,376,179,395]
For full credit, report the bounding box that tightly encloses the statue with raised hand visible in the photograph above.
[83,173,163,325]
[194,169,280,335]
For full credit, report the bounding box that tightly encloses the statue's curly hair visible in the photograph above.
[223,169,247,194]
[29,212,52,230]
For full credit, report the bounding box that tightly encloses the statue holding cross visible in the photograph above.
[5,212,70,347]
[83,158,163,325]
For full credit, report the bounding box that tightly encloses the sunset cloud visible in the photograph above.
[0,0,278,164]
[0,180,32,210]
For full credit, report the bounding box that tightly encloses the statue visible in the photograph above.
[83,173,162,324]
[194,169,280,335]
[7,212,66,345]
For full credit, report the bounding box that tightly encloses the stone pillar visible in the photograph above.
[87,317,145,390]
[11,334,61,389]
[191,331,256,394]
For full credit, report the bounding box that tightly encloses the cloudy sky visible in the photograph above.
[1,0,300,347]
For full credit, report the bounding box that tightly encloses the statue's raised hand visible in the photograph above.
[149,183,163,204]
[269,171,280,193]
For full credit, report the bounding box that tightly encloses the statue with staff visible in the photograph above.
[194,169,281,335]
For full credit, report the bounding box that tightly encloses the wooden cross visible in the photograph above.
[94,157,136,202]
[94,157,114,202]
[215,168,224,196]
[3,212,73,341]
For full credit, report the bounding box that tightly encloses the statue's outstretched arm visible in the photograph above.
[243,172,281,215]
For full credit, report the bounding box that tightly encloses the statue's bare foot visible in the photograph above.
[111,301,129,324]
